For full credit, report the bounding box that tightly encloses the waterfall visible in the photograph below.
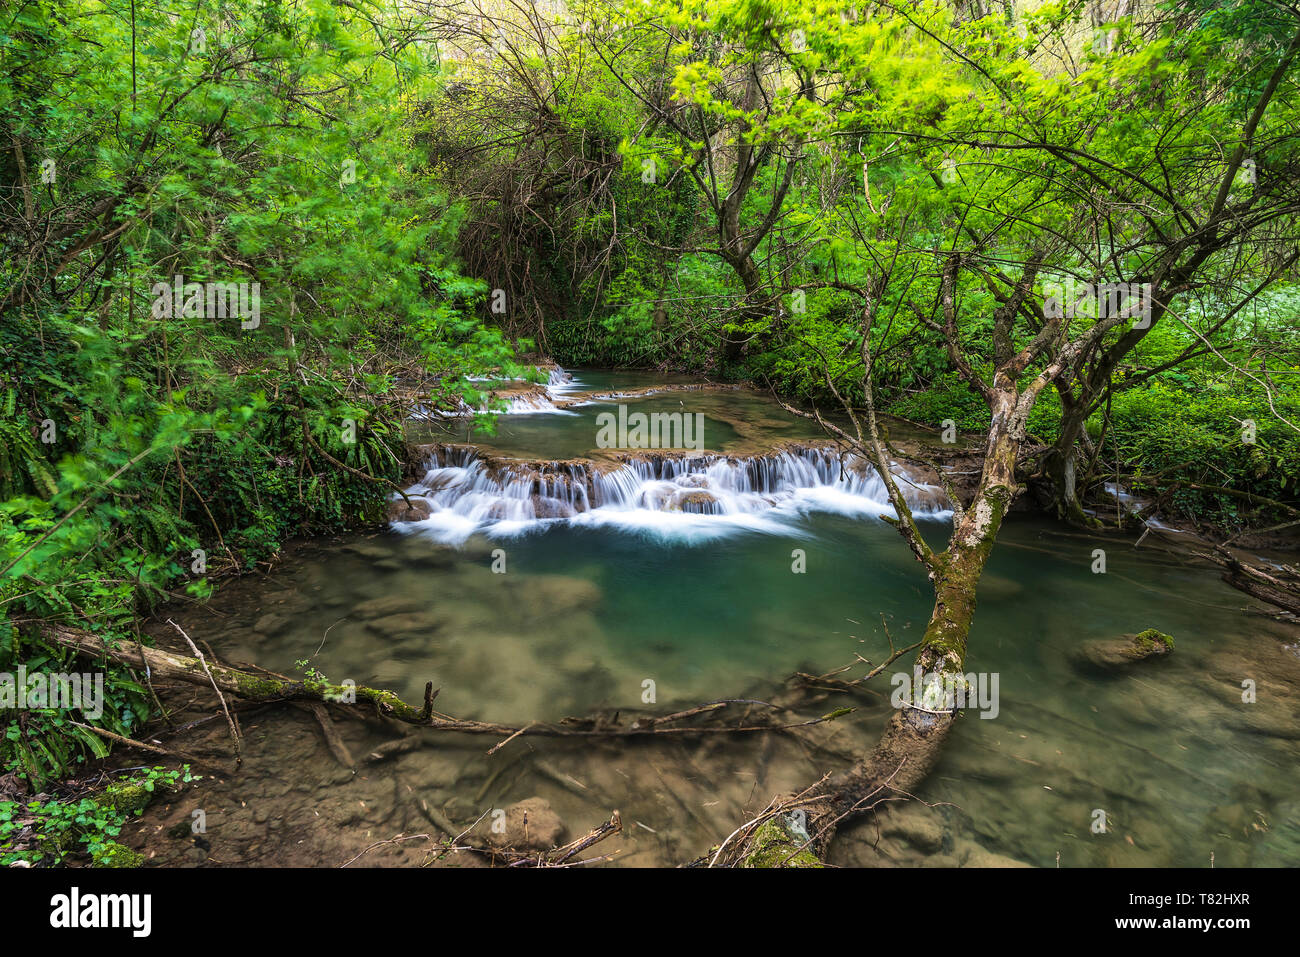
[447,365,581,416]
[394,444,952,543]
[499,392,576,415]
[546,367,577,391]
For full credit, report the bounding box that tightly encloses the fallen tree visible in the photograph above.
[34,619,914,866]
[33,622,867,747]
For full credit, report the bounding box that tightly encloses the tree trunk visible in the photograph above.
[1043,389,1100,526]
[731,394,1023,865]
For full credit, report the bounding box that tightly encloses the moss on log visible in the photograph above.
[738,815,823,868]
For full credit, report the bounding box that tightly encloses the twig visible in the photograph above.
[168,618,242,767]
[340,833,430,867]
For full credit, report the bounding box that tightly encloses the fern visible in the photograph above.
[0,390,58,500]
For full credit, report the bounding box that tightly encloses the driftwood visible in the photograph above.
[300,702,356,768]
[336,811,625,868]
[422,807,624,868]
[69,722,225,774]
[38,621,902,868]
[167,619,242,766]
[38,623,855,742]
[42,623,438,724]
[1198,546,1300,618]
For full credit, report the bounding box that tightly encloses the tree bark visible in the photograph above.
[727,381,1025,865]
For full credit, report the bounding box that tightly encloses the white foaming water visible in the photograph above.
[452,365,581,416]
[545,367,581,394]
[394,445,952,544]
[499,392,578,415]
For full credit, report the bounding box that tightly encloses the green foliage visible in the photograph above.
[0,765,193,867]
[0,0,1296,832]
[887,376,992,434]
[0,389,57,500]
[1103,377,1300,525]
[0,620,154,789]
[0,0,519,794]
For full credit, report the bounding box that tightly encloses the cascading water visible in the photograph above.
[498,392,576,415]
[474,365,579,415]
[394,444,952,543]
[410,366,580,419]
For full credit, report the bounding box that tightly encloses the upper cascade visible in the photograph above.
[476,364,577,416]
[423,366,747,419]
[394,443,952,543]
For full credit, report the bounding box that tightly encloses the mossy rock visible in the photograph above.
[1133,628,1175,653]
[1074,628,1175,672]
[739,815,823,868]
[96,782,155,814]
[91,841,144,868]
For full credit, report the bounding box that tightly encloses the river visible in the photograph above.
[146,368,1300,867]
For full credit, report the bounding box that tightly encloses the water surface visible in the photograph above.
[189,368,1300,867]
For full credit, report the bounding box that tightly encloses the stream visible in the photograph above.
[136,368,1300,868]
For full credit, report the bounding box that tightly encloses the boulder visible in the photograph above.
[482,797,567,852]
[388,498,432,523]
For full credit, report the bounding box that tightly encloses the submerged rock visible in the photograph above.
[879,804,945,854]
[954,841,1033,868]
[1074,629,1175,671]
[342,539,397,560]
[482,797,567,852]
[504,574,603,619]
[364,611,440,639]
[353,595,430,620]
[253,612,290,637]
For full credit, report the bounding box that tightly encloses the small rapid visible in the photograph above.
[394,444,952,543]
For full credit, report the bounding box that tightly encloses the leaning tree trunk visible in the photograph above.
[729,395,1024,866]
